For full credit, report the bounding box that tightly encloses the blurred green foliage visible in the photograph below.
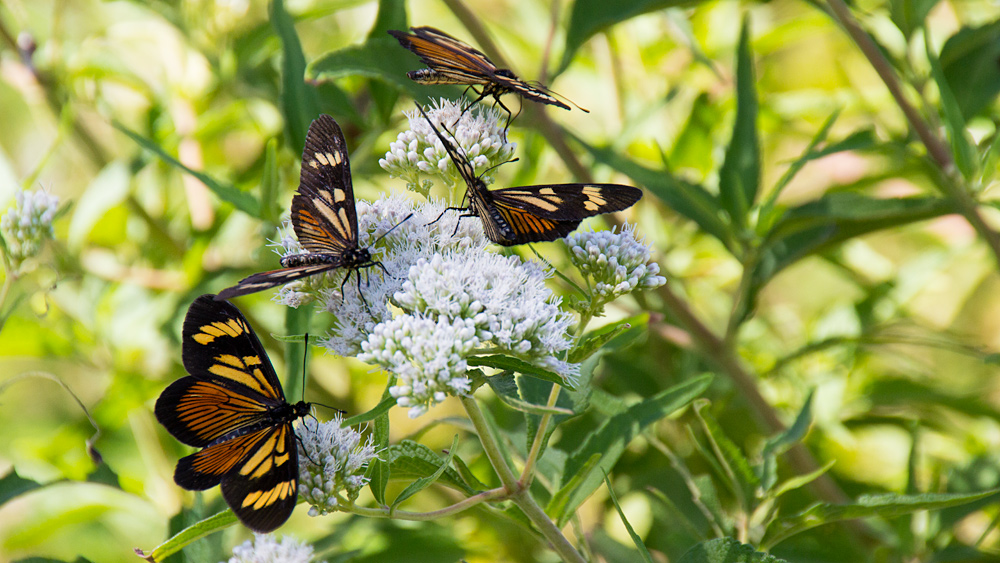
[2,0,1000,562]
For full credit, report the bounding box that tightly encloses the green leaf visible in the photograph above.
[114,122,260,217]
[554,374,713,525]
[282,304,312,402]
[763,489,1000,548]
[260,138,280,225]
[604,474,654,563]
[391,435,459,510]
[383,440,477,495]
[890,0,941,38]
[345,394,396,427]
[485,373,575,415]
[693,401,760,510]
[573,136,735,251]
[270,0,321,154]
[0,469,42,507]
[770,460,835,499]
[940,21,1000,120]
[760,391,814,492]
[717,17,759,232]
[141,509,238,562]
[365,386,394,506]
[570,314,649,363]
[467,355,567,387]
[309,36,459,103]
[451,454,491,492]
[679,537,788,563]
[558,0,690,75]
[928,34,977,179]
[548,453,602,519]
[757,194,956,286]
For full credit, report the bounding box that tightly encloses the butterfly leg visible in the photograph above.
[425,206,465,227]
[451,213,477,237]
[294,432,319,466]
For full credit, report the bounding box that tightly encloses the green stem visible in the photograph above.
[344,486,509,521]
[460,395,585,563]
[519,383,562,486]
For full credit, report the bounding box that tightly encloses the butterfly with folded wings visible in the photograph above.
[389,26,584,124]
[417,105,642,246]
[217,114,384,302]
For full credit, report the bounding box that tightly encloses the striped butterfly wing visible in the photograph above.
[215,114,360,300]
[389,26,497,85]
[491,184,643,221]
[220,422,300,533]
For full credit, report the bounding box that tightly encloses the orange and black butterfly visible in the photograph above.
[216,114,379,301]
[417,105,642,246]
[155,295,310,533]
[389,26,583,120]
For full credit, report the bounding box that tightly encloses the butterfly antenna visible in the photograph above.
[372,212,414,245]
[300,333,310,403]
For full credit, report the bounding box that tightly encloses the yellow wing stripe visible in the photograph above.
[242,479,297,510]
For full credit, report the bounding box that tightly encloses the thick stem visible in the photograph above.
[461,395,585,563]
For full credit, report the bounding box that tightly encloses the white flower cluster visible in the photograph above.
[224,534,321,563]
[358,245,578,418]
[566,224,666,306]
[296,415,378,516]
[379,99,515,199]
[1,188,59,262]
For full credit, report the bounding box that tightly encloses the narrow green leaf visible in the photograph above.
[391,435,460,510]
[679,537,788,563]
[573,136,735,251]
[928,33,977,179]
[383,439,476,495]
[365,385,394,505]
[282,304,312,402]
[764,489,1000,548]
[309,36,459,103]
[756,194,956,288]
[260,138,280,225]
[760,391,814,492]
[547,453,602,519]
[270,0,321,153]
[144,509,238,562]
[890,0,941,38]
[693,401,760,510]
[558,0,690,75]
[555,374,713,525]
[467,355,567,387]
[0,469,42,507]
[485,374,575,415]
[451,454,490,492]
[770,461,835,499]
[604,474,655,563]
[940,21,1000,120]
[114,122,259,217]
[717,17,759,231]
[570,314,648,363]
[344,394,396,427]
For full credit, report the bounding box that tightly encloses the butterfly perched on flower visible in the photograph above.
[389,26,583,121]
[216,114,381,301]
[155,295,310,533]
[416,105,642,246]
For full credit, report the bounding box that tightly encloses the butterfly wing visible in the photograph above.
[491,184,643,221]
[214,261,345,300]
[389,26,497,85]
[219,422,300,533]
[293,115,359,254]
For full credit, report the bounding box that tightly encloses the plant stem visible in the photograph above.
[345,486,509,521]
[519,383,562,486]
[460,395,586,563]
[825,0,1000,268]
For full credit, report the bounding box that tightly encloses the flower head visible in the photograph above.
[1,188,59,262]
[224,534,321,563]
[297,415,378,516]
[379,99,515,200]
[566,224,666,309]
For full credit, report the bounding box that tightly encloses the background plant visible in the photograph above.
[2,0,1000,562]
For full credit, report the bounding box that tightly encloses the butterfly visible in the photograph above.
[155,295,310,533]
[417,105,642,246]
[216,114,381,301]
[388,26,583,122]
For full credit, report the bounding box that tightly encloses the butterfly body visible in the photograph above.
[390,26,574,114]
[156,295,310,533]
[217,115,377,301]
[417,106,642,246]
